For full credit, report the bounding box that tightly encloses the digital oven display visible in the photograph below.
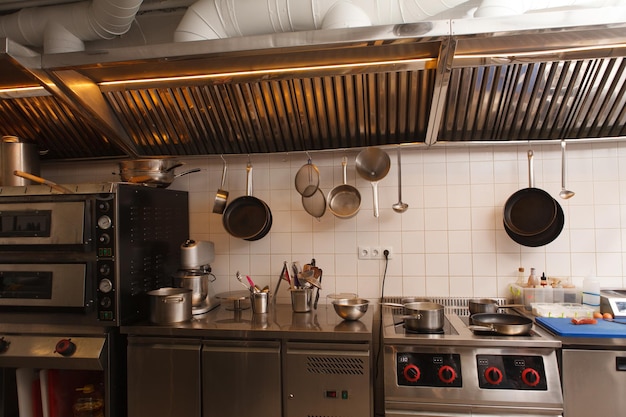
[0,271,53,299]
[0,210,52,237]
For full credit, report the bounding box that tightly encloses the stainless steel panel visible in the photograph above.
[202,340,281,417]
[127,337,201,417]
[284,341,372,417]
[0,201,85,245]
[0,264,85,307]
[562,349,626,417]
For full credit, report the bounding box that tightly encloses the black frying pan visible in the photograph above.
[504,200,564,247]
[503,150,557,237]
[222,163,272,240]
[469,313,533,336]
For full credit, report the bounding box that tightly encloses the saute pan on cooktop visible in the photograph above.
[468,313,533,336]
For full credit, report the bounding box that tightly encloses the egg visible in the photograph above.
[603,312,614,319]
[593,311,603,319]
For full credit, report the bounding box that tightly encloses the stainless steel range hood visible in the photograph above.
[2,7,626,160]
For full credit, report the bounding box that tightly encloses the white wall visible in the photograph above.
[43,141,626,303]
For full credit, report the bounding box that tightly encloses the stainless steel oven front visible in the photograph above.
[382,301,563,417]
[0,182,189,417]
[0,182,189,325]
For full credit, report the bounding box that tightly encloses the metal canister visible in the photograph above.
[0,136,41,186]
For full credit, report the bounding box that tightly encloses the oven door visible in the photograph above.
[0,264,87,308]
[0,201,86,246]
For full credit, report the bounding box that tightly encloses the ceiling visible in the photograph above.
[1,4,626,160]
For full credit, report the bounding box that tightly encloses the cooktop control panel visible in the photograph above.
[476,354,547,390]
[396,352,462,387]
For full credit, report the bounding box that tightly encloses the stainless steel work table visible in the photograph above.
[121,303,375,342]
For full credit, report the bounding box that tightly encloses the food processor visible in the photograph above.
[172,239,220,314]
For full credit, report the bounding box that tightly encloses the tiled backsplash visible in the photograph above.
[43,141,626,303]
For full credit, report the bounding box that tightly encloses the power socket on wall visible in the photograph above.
[358,246,393,260]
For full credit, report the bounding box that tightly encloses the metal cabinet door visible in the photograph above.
[202,340,281,417]
[563,349,626,417]
[284,342,372,417]
[127,337,201,417]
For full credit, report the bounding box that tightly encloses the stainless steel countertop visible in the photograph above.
[121,303,375,342]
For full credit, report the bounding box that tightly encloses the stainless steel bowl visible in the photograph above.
[332,298,369,321]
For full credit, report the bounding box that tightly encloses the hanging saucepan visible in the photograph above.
[468,313,533,336]
[328,157,361,219]
[222,163,272,240]
[503,150,557,237]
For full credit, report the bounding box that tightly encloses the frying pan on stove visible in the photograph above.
[468,313,533,336]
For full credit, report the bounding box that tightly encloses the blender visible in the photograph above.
[173,239,220,314]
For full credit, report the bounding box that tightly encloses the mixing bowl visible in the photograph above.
[332,298,369,321]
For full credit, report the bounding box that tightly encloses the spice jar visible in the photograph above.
[73,384,104,417]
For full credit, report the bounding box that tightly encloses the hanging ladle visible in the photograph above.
[392,146,408,213]
[559,140,575,199]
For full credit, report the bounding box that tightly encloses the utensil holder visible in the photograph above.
[251,291,269,314]
[291,288,313,312]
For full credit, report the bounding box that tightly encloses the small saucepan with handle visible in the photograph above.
[384,301,445,332]
[468,298,524,315]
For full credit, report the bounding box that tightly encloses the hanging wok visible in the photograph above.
[503,150,557,237]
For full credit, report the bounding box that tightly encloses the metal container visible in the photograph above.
[402,302,445,332]
[148,287,192,324]
[290,288,313,313]
[251,291,269,314]
[332,298,369,321]
[172,271,208,307]
[0,136,41,186]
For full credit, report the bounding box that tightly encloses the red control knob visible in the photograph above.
[485,366,503,385]
[54,339,76,357]
[403,364,421,383]
[438,365,457,384]
[0,337,10,353]
[522,368,541,387]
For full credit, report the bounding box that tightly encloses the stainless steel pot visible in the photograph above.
[0,136,41,186]
[468,298,523,315]
[385,301,445,332]
[119,158,200,187]
[148,287,192,324]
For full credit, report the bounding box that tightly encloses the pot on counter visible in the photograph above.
[148,287,192,324]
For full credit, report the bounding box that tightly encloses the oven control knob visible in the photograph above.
[98,202,110,212]
[402,364,421,383]
[522,368,541,387]
[0,337,10,353]
[98,233,111,244]
[99,263,111,276]
[485,366,503,385]
[438,365,457,384]
[54,339,76,357]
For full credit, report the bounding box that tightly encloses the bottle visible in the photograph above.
[73,384,104,417]
[527,268,539,288]
[540,272,548,287]
[516,267,526,286]
[582,277,601,313]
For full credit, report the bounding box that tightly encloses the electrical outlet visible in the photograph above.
[382,246,393,259]
[358,246,371,260]
[371,246,382,259]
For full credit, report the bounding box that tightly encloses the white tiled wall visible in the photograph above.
[43,141,626,303]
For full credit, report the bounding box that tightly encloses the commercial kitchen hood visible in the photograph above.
[1,6,626,160]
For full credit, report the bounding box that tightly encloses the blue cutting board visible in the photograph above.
[536,317,626,338]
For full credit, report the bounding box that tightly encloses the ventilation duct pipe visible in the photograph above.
[474,0,626,17]
[174,0,470,42]
[0,0,143,53]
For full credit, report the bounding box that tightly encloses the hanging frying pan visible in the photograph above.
[222,163,272,240]
[327,156,361,219]
[503,150,557,237]
[504,201,564,247]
